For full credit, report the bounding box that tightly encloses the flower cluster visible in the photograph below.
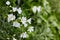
[6,1,35,39]
[1,0,57,40]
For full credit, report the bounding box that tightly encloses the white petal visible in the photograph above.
[6,1,10,5]
[27,18,31,24]
[37,6,41,13]
[12,7,17,12]
[21,17,27,24]
[24,23,28,27]
[20,32,28,38]
[32,6,37,13]
[17,8,22,14]
[8,14,16,22]
[13,22,20,28]
[28,26,34,32]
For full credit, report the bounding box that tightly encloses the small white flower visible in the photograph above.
[21,16,27,24]
[24,23,28,27]
[37,6,41,13]
[17,7,22,14]
[13,22,20,28]
[13,38,16,40]
[27,26,34,32]
[21,17,28,27]
[27,18,31,24]
[20,32,28,38]
[8,14,16,22]
[6,1,10,5]
[32,6,41,13]
[32,6,37,13]
[12,7,17,12]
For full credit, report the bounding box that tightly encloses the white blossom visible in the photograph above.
[32,6,37,13]
[8,14,16,22]
[24,23,28,27]
[13,38,16,40]
[12,7,17,12]
[27,18,31,24]
[21,16,27,24]
[13,22,20,28]
[17,7,22,14]
[6,1,10,5]
[20,32,28,38]
[32,6,41,13]
[27,26,34,32]
[37,6,41,13]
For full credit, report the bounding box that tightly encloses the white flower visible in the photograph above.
[6,1,10,5]
[13,22,20,28]
[32,6,41,13]
[8,14,16,22]
[21,16,27,24]
[17,7,22,14]
[21,17,28,27]
[37,6,41,13]
[12,7,17,12]
[27,26,34,32]
[20,32,28,38]
[32,6,37,13]
[27,18,31,24]
[24,23,28,27]
[13,38,16,40]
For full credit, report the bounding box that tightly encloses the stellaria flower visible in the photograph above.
[21,16,27,24]
[32,6,41,13]
[32,6,37,13]
[37,6,41,13]
[24,23,28,27]
[27,26,34,32]
[6,1,10,5]
[27,18,31,24]
[12,7,17,12]
[13,21,20,28]
[17,7,22,14]
[8,14,16,22]
[20,32,28,38]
